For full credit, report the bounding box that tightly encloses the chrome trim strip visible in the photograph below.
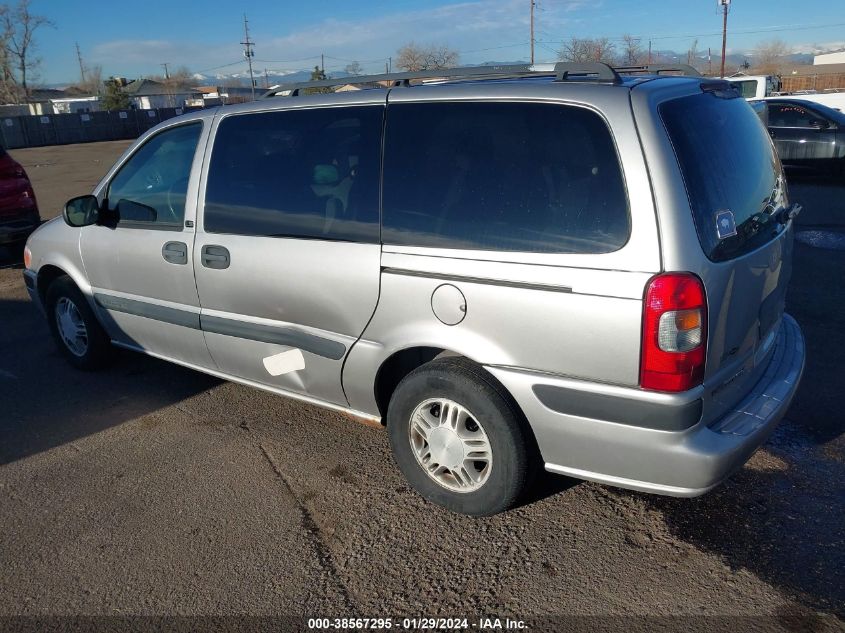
[381,266,573,293]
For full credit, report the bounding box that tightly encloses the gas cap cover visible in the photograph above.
[431,284,467,326]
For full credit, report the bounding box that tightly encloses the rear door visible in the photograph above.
[767,101,837,163]
[660,91,793,417]
[193,100,384,406]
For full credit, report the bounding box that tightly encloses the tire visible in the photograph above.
[45,276,113,370]
[387,357,536,516]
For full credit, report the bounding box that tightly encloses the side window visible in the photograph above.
[733,80,758,99]
[382,102,629,254]
[768,104,815,128]
[107,122,202,229]
[204,106,382,243]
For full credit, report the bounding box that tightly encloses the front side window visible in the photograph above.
[768,103,816,128]
[107,122,202,228]
[732,80,759,99]
[204,106,382,243]
[381,102,629,254]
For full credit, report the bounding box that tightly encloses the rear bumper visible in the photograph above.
[486,313,805,497]
[0,216,40,244]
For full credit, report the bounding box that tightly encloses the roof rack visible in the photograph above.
[263,64,538,97]
[262,61,700,98]
[554,62,621,84]
[614,64,701,77]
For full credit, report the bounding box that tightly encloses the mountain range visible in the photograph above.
[191,50,821,87]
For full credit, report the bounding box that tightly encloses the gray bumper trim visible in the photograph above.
[532,383,702,431]
[486,313,805,496]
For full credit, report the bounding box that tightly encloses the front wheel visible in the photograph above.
[387,358,535,516]
[45,276,113,370]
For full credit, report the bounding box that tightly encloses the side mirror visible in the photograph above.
[809,118,830,130]
[62,195,100,227]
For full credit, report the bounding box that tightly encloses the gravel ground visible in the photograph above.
[0,142,842,631]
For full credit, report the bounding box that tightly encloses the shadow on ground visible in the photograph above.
[0,297,219,465]
[641,175,845,618]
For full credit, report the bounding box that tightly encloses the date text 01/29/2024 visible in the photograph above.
[307,617,528,630]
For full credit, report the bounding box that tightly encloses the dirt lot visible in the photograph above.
[0,141,842,630]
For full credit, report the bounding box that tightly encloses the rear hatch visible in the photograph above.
[660,90,793,420]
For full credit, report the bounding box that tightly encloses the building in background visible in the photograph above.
[814,51,845,65]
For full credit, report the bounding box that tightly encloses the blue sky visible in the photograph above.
[32,0,845,84]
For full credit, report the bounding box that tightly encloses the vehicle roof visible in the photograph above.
[210,73,707,118]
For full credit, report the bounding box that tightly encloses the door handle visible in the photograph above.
[162,241,188,265]
[201,245,230,269]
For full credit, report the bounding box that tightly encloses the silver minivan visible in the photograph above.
[22,64,805,516]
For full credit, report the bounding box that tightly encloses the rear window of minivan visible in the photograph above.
[382,102,629,254]
[660,93,788,262]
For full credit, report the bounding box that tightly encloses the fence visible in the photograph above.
[781,73,845,93]
[0,107,202,150]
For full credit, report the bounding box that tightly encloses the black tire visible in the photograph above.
[45,276,113,370]
[387,357,536,516]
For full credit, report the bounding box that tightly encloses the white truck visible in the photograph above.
[726,74,845,111]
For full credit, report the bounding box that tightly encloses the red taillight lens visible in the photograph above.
[640,273,707,392]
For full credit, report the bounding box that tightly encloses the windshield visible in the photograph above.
[660,92,788,262]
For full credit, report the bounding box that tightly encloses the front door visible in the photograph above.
[767,101,837,164]
[80,119,214,369]
[193,102,384,406]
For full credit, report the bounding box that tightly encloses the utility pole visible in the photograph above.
[719,0,731,78]
[264,68,269,88]
[160,63,170,79]
[75,42,86,83]
[388,57,392,74]
[648,39,652,64]
[708,47,712,75]
[321,53,325,74]
[241,14,256,100]
[529,0,535,66]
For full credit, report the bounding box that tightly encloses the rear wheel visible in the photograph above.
[387,357,535,516]
[46,276,113,370]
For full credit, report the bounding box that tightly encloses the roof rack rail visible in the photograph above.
[553,62,621,84]
[614,64,702,77]
[263,64,539,97]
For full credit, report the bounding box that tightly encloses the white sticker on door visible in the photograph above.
[262,349,306,376]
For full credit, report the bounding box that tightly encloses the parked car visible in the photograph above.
[753,98,845,177]
[0,147,40,246]
[23,64,805,516]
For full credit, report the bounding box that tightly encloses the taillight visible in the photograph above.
[640,273,707,392]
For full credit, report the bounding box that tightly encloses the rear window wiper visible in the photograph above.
[775,203,802,225]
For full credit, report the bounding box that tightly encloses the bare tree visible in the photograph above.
[395,42,459,72]
[2,0,53,98]
[559,37,617,64]
[753,38,790,75]
[621,34,643,65]
[622,34,645,66]
[687,39,700,69]
[0,4,20,103]
[344,61,363,76]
